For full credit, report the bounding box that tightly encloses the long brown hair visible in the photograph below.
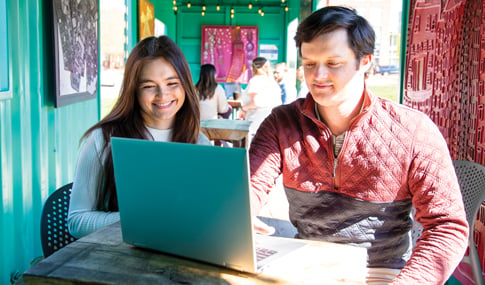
[195,64,218,100]
[80,36,200,211]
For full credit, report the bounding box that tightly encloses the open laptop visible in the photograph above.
[111,137,306,273]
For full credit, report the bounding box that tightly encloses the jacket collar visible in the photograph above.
[300,85,375,123]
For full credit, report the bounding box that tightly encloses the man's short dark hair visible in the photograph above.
[294,6,375,60]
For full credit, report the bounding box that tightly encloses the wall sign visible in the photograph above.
[201,25,259,84]
[259,44,278,61]
[138,0,154,40]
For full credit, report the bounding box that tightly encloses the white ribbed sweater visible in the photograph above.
[67,127,210,238]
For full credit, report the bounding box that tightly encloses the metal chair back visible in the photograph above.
[453,160,485,285]
[40,182,77,257]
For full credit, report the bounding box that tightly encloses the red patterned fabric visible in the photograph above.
[249,90,469,284]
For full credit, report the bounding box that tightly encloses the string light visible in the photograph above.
[175,1,287,15]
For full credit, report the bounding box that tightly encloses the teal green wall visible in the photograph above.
[1,0,99,283]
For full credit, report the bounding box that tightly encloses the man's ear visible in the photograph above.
[360,54,373,72]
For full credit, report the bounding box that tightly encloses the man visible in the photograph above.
[249,6,468,284]
[274,62,297,104]
[296,65,309,99]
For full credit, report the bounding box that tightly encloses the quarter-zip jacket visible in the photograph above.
[249,90,468,284]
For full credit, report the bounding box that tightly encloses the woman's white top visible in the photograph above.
[243,75,282,136]
[199,85,230,120]
[68,127,210,238]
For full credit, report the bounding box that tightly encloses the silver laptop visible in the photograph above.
[111,137,305,273]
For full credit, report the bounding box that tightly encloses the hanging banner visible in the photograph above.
[201,25,259,84]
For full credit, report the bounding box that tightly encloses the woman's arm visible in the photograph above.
[67,129,120,238]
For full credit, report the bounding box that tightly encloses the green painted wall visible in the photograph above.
[0,0,99,283]
[151,0,301,84]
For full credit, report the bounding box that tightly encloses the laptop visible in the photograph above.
[111,137,306,273]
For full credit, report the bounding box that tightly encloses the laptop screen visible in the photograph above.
[111,137,257,272]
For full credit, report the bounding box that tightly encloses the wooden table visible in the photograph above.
[22,221,368,284]
[227,99,243,119]
[201,119,251,148]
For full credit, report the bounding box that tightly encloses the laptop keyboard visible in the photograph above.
[256,247,278,262]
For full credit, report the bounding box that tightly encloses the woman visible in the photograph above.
[196,63,232,120]
[239,57,281,138]
[68,36,210,238]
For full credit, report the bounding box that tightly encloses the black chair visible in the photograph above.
[452,160,485,285]
[40,182,77,257]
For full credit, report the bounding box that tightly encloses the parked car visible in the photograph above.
[375,65,399,75]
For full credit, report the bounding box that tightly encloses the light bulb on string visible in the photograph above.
[230,7,234,14]
[173,0,176,5]
[248,2,252,9]
[201,10,205,16]
[284,6,288,12]
[202,5,206,11]
[231,13,234,18]
[258,7,262,14]
[187,1,191,8]
[216,4,220,10]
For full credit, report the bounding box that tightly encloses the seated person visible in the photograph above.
[249,6,469,284]
[239,57,281,140]
[196,63,232,120]
[68,36,210,238]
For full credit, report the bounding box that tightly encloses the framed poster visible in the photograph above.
[139,0,155,40]
[53,0,99,108]
[201,25,259,84]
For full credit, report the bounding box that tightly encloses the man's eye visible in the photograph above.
[328,62,342,67]
[304,63,315,68]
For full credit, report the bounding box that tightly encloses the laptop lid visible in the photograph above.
[111,137,257,272]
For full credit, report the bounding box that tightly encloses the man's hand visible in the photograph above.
[253,217,275,235]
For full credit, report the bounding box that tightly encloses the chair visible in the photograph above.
[40,182,77,257]
[453,160,485,285]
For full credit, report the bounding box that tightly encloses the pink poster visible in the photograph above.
[201,25,258,84]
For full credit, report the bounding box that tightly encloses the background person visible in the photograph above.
[196,63,232,120]
[239,57,281,139]
[296,65,309,99]
[274,62,297,104]
[68,36,210,238]
[249,6,468,284]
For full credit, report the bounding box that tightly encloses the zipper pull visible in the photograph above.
[333,157,338,178]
